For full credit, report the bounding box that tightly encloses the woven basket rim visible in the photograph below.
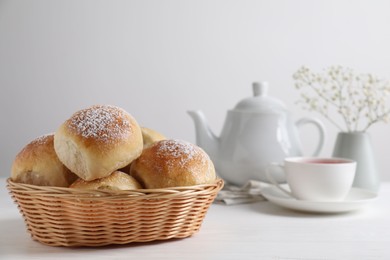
[7,177,224,199]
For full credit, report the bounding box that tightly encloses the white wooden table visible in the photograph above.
[1,178,389,260]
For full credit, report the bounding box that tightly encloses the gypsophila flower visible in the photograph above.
[293,66,390,132]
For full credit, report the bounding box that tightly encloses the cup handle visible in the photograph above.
[295,117,326,156]
[265,163,293,197]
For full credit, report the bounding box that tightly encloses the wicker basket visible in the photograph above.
[7,178,223,247]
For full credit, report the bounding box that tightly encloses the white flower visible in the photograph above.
[293,66,390,132]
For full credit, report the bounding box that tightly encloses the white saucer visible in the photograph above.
[261,185,378,213]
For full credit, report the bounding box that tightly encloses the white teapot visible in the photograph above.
[188,82,326,186]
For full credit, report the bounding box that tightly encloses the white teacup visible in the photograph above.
[266,157,357,201]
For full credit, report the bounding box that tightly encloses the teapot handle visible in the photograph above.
[295,117,326,156]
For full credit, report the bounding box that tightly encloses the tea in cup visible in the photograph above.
[266,157,356,201]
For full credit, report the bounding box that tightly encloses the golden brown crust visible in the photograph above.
[54,105,143,181]
[70,171,142,190]
[130,139,216,188]
[11,134,78,187]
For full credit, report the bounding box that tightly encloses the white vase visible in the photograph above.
[332,132,380,192]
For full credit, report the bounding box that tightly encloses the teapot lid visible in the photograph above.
[233,82,287,113]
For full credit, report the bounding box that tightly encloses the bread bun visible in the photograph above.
[54,105,143,181]
[70,171,142,190]
[141,127,166,147]
[11,134,77,187]
[130,139,216,188]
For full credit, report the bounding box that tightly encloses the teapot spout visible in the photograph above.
[187,110,219,161]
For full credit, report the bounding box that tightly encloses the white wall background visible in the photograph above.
[1,0,390,180]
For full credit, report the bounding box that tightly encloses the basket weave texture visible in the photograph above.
[7,178,223,247]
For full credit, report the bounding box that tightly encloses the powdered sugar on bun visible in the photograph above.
[68,105,132,144]
[156,139,206,169]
